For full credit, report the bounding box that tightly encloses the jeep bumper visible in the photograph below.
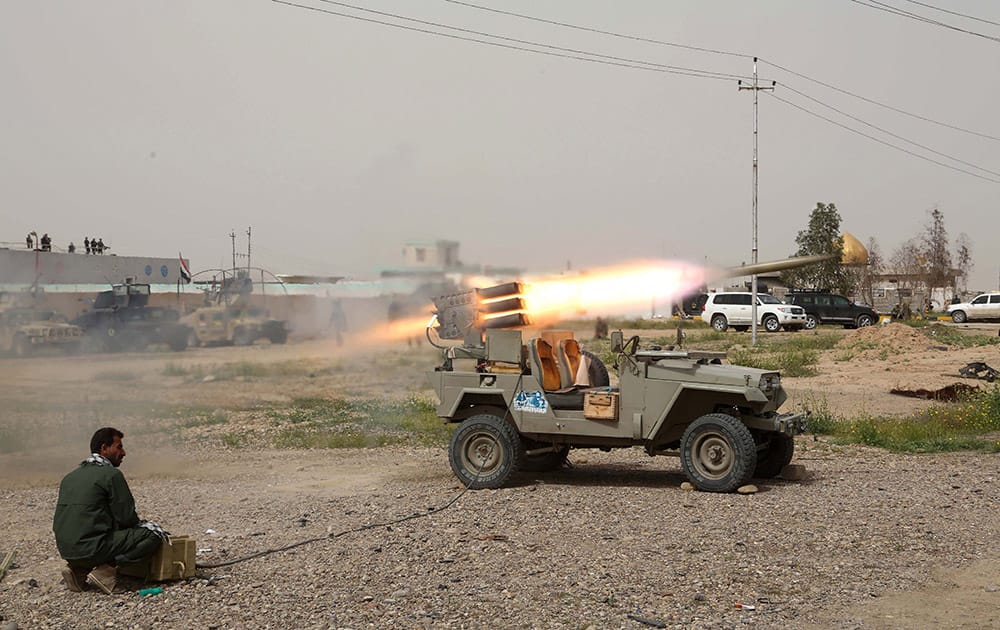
[743,411,807,435]
[773,412,807,435]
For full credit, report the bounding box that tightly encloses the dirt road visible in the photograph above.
[1,326,997,628]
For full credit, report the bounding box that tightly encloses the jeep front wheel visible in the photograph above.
[804,314,818,330]
[711,315,728,332]
[448,414,524,489]
[856,314,875,328]
[680,413,756,492]
[951,310,967,324]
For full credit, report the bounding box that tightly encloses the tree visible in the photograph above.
[780,202,852,293]
[890,237,925,295]
[954,233,973,296]
[920,207,952,291]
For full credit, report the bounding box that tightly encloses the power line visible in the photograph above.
[778,82,1000,177]
[273,0,1000,183]
[847,0,1000,43]
[314,0,749,80]
[445,0,1000,141]
[765,92,1000,183]
[757,58,1000,142]
[898,0,1000,27]
[442,0,751,59]
[271,1,742,82]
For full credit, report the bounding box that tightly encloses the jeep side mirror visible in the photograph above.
[610,330,624,353]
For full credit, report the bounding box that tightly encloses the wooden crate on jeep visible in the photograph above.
[584,391,619,421]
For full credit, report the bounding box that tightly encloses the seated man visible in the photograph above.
[53,428,168,594]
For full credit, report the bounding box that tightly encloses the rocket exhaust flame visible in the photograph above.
[366,234,868,343]
[519,261,709,325]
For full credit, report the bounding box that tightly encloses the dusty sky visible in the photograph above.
[2,1,997,290]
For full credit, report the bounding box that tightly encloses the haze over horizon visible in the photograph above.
[2,1,998,291]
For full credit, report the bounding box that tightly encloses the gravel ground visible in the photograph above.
[2,441,997,629]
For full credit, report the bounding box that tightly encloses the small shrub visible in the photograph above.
[220,433,244,448]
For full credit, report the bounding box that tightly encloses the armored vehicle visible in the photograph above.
[0,306,83,357]
[427,283,805,493]
[183,304,288,347]
[74,281,190,352]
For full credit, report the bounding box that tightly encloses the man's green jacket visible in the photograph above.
[53,462,141,562]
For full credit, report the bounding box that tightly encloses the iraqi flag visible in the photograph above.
[179,253,192,284]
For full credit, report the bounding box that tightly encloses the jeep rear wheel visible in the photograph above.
[762,315,780,333]
[754,433,794,478]
[680,413,756,492]
[233,327,255,346]
[448,414,524,489]
[711,315,728,332]
[267,328,288,345]
[804,314,818,330]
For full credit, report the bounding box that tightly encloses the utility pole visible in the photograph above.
[229,230,237,276]
[738,57,775,345]
[246,226,252,273]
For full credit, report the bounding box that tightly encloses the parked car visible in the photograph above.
[947,293,1000,323]
[678,292,709,317]
[784,291,880,329]
[700,292,806,332]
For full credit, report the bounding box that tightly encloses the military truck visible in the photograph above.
[182,304,288,347]
[73,281,190,352]
[0,305,83,357]
[427,283,805,493]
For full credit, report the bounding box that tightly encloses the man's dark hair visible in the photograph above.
[90,427,124,454]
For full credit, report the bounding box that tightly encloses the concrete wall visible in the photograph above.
[0,248,186,285]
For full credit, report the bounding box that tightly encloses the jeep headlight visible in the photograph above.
[759,373,781,396]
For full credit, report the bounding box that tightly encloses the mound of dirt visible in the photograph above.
[834,322,938,360]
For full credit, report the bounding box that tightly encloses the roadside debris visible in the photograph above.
[890,383,979,401]
[958,362,997,383]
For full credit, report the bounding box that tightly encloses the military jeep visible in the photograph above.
[0,307,83,357]
[182,305,288,347]
[427,284,805,493]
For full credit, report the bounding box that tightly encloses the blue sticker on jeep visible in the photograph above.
[512,390,548,414]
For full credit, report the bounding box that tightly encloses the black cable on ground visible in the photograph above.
[195,447,492,570]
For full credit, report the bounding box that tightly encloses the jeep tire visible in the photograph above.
[581,350,610,387]
[233,327,255,346]
[680,413,756,492]
[804,314,819,330]
[448,414,524,489]
[951,310,967,324]
[754,432,794,478]
[856,313,875,328]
